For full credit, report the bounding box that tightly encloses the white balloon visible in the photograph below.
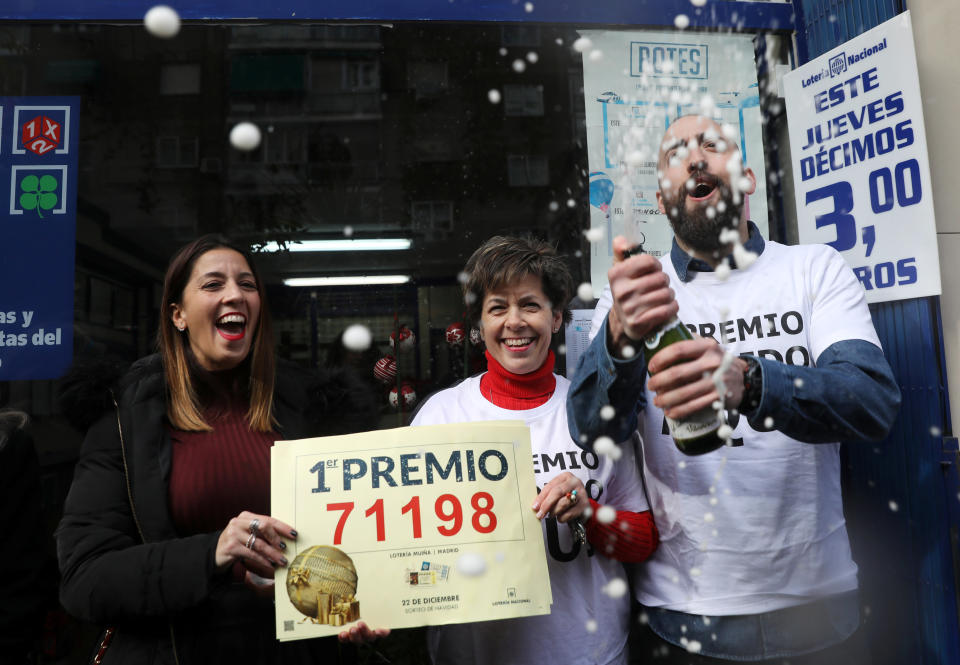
[144,5,181,39]
[572,37,593,53]
[342,324,372,352]
[456,552,487,577]
[603,577,628,598]
[230,122,262,152]
[577,282,594,302]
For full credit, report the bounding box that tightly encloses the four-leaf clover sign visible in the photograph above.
[19,174,59,218]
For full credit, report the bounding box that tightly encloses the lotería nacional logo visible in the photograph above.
[829,52,847,78]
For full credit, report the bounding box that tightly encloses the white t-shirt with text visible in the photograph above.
[591,240,880,615]
[412,374,649,665]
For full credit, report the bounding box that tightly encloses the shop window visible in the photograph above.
[408,61,449,99]
[503,84,544,117]
[507,155,550,187]
[412,201,454,239]
[155,136,199,168]
[160,63,201,95]
[343,61,380,92]
[501,25,541,47]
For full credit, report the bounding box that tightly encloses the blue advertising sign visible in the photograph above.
[0,96,79,380]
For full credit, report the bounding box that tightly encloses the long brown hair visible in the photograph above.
[159,235,276,432]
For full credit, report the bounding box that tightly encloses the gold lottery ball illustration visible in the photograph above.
[286,545,361,626]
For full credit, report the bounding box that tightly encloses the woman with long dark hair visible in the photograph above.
[57,235,383,664]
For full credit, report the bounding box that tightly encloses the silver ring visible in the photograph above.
[245,532,257,550]
[249,518,260,535]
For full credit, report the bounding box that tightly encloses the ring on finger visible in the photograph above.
[249,518,261,535]
[245,532,257,550]
[566,489,579,505]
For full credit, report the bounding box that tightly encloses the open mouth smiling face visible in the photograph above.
[480,273,561,376]
[216,312,248,341]
[172,248,261,372]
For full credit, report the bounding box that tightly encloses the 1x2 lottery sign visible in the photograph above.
[0,97,79,380]
[271,421,552,641]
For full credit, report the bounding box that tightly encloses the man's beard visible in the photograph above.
[662,178,743,255]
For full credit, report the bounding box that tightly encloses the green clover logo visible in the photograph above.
[19,174,59,218]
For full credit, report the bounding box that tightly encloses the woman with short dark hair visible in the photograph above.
[413,235,659,665]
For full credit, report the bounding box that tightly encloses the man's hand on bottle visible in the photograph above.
[606,236,678,358]
[647,337,749,419]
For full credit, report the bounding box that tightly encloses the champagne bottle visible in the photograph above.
[645,318,726,455]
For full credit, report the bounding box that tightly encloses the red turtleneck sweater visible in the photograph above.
[480,350,658,564]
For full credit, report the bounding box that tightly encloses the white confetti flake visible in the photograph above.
[583,227,605,243]
[548,200,560,211]
[596,505,617,524]
[709,496,718,505]
[567,198,577,208]
[603,578,628,598]
[794,378,805,388]
[888,500,899,512]
[690,567,701,577]
[621,344,635,359]
[572,37,593,53]
[678,460,687,470]
[144,5,181,38]
[457,270,470,285]
[717,425,733,440]
[625,149,648,166]
[577,282,594,302]
[686,640,703,654]
[588,49,604,62]
[714,262,731,281]
[600,405,616,421]
[229,122,262,151]
[593,436,623,461]
[512,59,526,73]
[557,344,567,355]
[931,426,943,437]
[456,552,487,577]
[585,618,598,633]
[733,245,758,269]
[342,324,372,352]
[526,51,539,64]
[524,1,534,12]
[498,47,508,56]
[343,225,354,237]
[487,89,502,104]
[703,512,715,523]
[764,417,775,428]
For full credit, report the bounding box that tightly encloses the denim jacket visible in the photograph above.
[565,224,901,659]
[567,223,900,448]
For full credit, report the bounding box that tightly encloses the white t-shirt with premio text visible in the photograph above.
[412,374,649,665]
[591,240,881,616]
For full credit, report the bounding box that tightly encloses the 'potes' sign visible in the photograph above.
[784,11,939,304]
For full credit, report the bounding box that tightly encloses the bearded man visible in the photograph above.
[567,115,900,664]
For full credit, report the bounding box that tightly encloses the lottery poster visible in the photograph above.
[271,421,552,641]
[580,30,768,296]
[783,11,940,303]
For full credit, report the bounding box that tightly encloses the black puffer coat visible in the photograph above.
[56,355,375,665]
